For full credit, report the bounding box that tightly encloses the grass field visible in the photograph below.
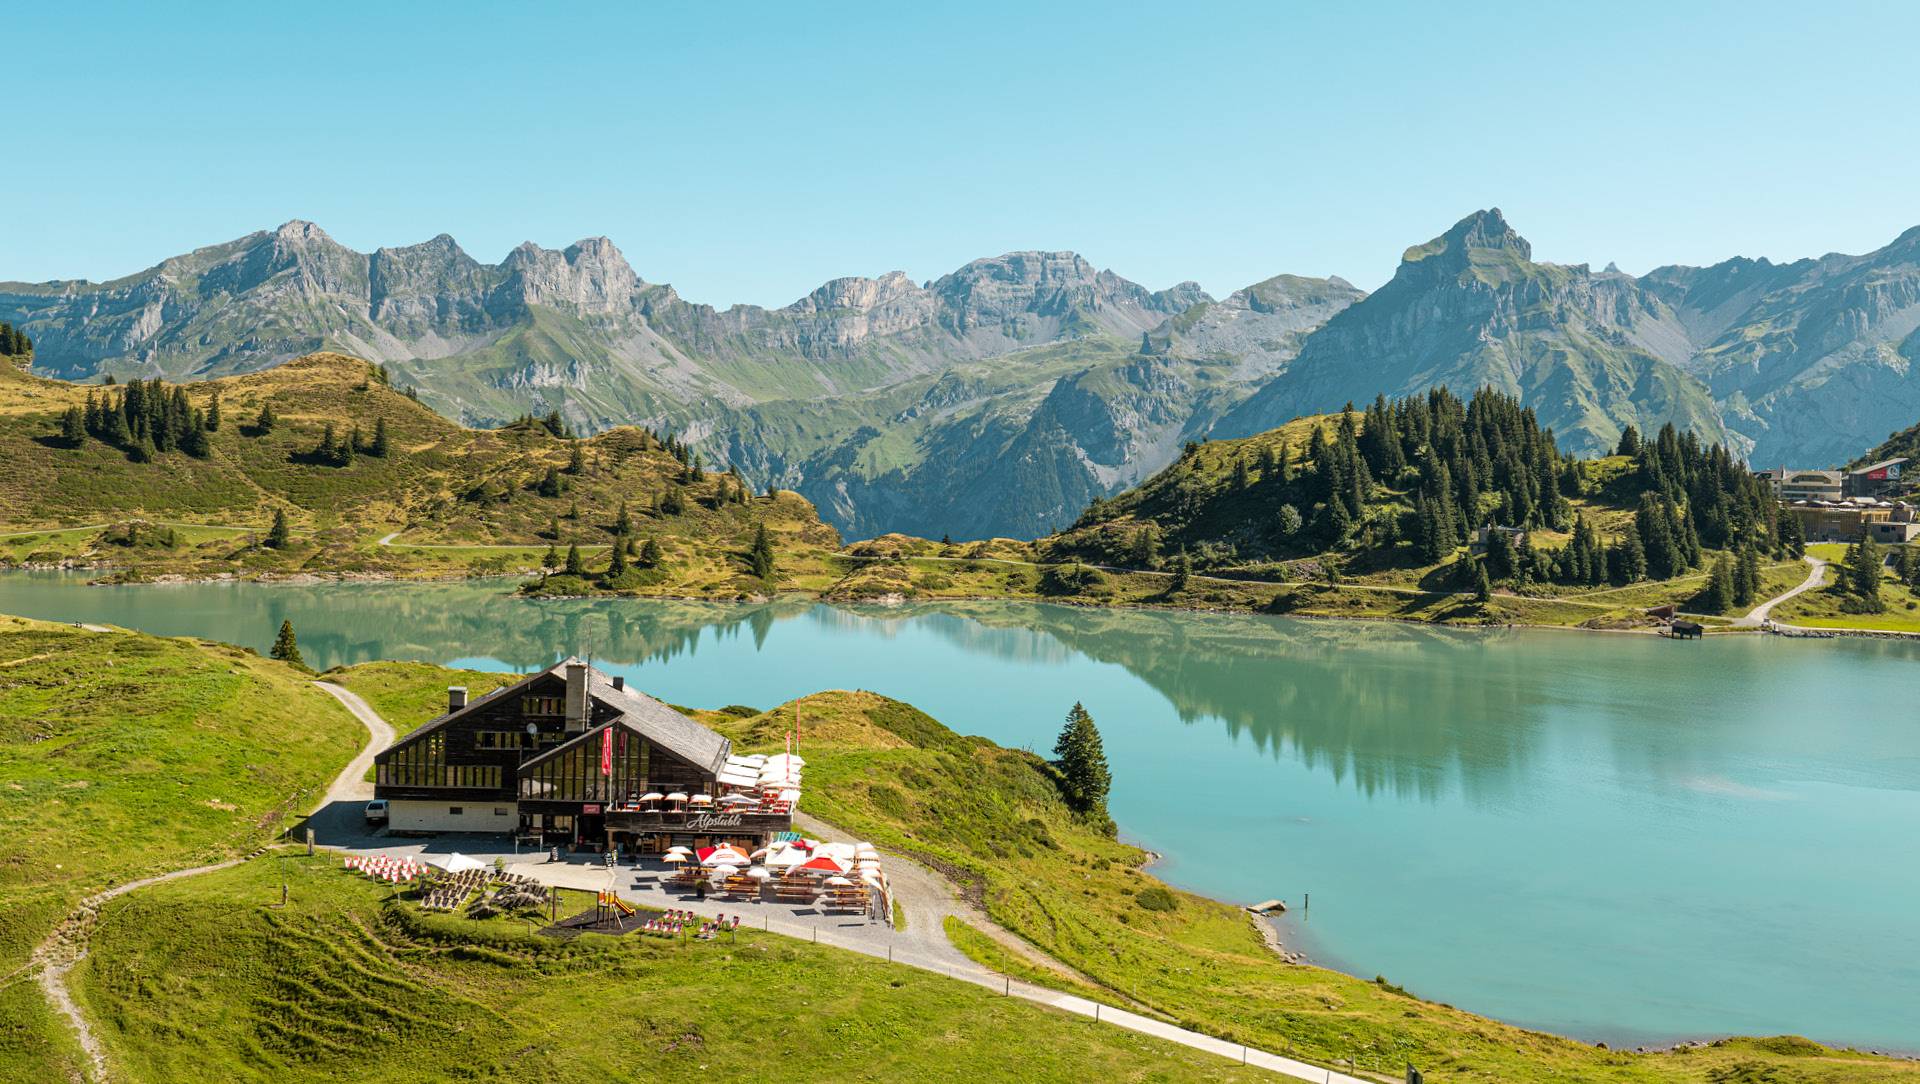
[73,853,1275,1084]
[0,616,364,1082]
[1773,547,1920,632]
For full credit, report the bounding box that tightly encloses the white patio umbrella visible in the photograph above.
[665,845,692,855]
[666,791,690,804]
[765,848,807,870]
[425,852,488,874]
[861,872,885,888]
[824,876,854,886]
[719,794,756,806]
[745,866,772,881]
[662,853,688,864]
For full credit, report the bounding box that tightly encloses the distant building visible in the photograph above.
[1470,524,1527,555]
[1777,470,1844,503]
[1784,498,1920,544]
[1845,458,1908,498]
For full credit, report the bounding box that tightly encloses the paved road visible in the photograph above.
[311,700,1368,1083]
[1738,555,1826,628]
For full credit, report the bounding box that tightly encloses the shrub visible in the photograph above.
[1135,886,1177,913]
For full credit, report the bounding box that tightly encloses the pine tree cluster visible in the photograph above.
[0,321,32,357]
[80,380,214,460]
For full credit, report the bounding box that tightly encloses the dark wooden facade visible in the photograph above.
[372,660,791,849]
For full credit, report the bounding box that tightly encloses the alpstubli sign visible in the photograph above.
[684,812,743,830]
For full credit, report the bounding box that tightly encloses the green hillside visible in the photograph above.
[1040,389,1800,624]
[0,616,365,1082]
[0,353,840,593]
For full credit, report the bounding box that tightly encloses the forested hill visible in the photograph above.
[0,353,837,562]
[1849,419,1920,476]
[1046,388,1794,595]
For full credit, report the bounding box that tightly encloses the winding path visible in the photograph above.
[37,680,1365,1083]
[28,678,389,1084]
[1737,555,1827,628]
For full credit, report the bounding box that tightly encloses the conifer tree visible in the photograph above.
[1734,546,1760,607]
[270,619,305,668]
[1169,547,1191,591]
[640,538,663,567]
[181,413,210,458]
[60,406,85,446]
[749,522,776,580]
[206,391,221,431]
[539,466,564,498]
[1473,559,1492,604]
[1851,536,1885,612]
[255,401,276,434]
[1052,702,1112,816]
[1130,523,1161,568]
[542,542,559,569]
[1705,555,1736,614]
[370,416,390,457]
[568,441,585,474]
[266,508,290,549]
[608,533,629,578]
[564,543,585,576]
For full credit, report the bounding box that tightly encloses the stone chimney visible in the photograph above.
[612,676,625,692]
[447,686,468,713]
[564,659,589,732]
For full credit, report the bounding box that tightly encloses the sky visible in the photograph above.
[5,2,1917,307]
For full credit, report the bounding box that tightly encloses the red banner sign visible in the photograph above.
[600,727,613,776]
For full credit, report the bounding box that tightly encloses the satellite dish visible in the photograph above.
[526,722,538,735]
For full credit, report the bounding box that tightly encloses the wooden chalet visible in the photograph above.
[373,658,793,853]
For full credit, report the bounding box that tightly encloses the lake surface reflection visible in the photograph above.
[3,572,1916,1050]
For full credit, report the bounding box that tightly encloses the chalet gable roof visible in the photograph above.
[377,659,729,775]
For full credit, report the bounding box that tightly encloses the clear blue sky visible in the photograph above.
[5,2,1916,306]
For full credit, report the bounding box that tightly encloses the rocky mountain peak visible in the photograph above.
[499,236,640,314]
[790,270,928,315]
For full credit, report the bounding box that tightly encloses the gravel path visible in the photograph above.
[1737,555,1826,627]
[28,680,386,1084]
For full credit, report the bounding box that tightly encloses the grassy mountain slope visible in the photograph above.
[0,617,364,1082]
[0,353,839,590]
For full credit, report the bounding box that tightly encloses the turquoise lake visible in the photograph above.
[3,571,1916,1051]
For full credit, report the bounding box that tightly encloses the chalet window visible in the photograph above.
[522,695,564,717]
[476,730,525,750]
[449,806,463,815]
[517,727,652,804]
[494,807,509,816]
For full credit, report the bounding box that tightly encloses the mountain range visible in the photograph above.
[5,211,1917,539]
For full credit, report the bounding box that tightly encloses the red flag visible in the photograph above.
[600,726,613,776]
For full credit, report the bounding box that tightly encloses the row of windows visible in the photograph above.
[476,730,528,750]
[379,763,503,789]
[523,695,564,716]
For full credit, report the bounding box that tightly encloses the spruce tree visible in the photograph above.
[748,522,776,580]
[608,533,629,578]
[1473,559,1492,604]
[1169,548,1192,592]
[640,538,663,567]
[60,406,85,446]
[269,619,305,668]
[568,441,585,474]
[564,543,585,576]
[1705,555,1735,614]
[1052,702,1112,816]
[255,401,276,434]
[266,508,291,549]
[206,391,221,431]
[370,416,390,457]
[1852,536,1886,612]
[1130,523,1161,568]
[539,466,564,498]
[542,542,559,569]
